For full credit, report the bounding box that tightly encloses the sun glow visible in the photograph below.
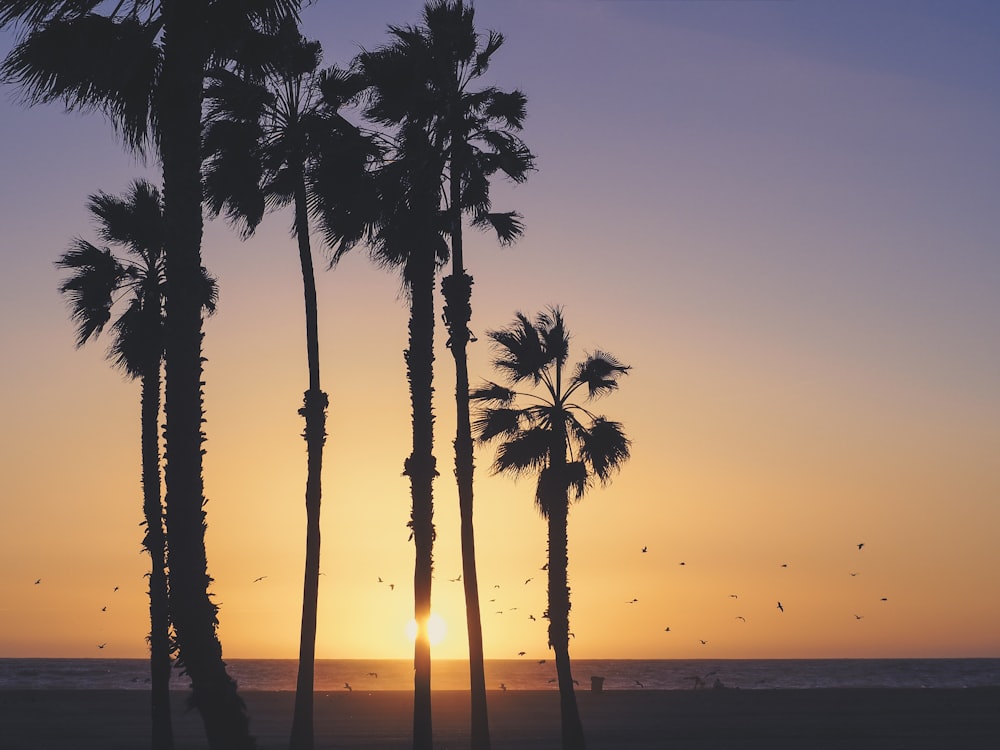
[406,612,447,647]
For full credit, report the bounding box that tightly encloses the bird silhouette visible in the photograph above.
[344,682,352,692]
[528,614,536,621]
[449,575,462,582]
[500,682,507,691]
[97,643,107,649]
[101,606,107,612]
[518,651,526,656]
[850,572,859,577]
[854,614,864,620]
[34,579,41,585]
[389,584,395,591]
[880,597,888,602]
[634,680,645,688]
[729,594,739,599]
[699,639,708,645]
[524,577,533,585]
[537,659,546,664]
[857,543,865,550]
[664,627,671,632]
[540,563,548,570]
[368,672,378,678]
[113,586,119,592]
[780,563,788,568]
[735,616,746,622]
[641,546,647,553]
[253,576,267,583]
[777,601,784,612]
[378,577,383,583]
[679,561,686,566]
[626,598,638,604]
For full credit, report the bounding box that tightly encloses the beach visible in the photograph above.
[1,688,997,749]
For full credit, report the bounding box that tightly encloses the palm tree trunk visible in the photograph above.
[290,173,328,750]
[159,3,252,747]
[443,267,490,750]
[547,497,586,750]
[405,246,438,750]
[141,351,174,750]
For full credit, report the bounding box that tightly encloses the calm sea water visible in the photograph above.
[2,658,998,692]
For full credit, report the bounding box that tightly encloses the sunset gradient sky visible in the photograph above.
[1,0,999,661]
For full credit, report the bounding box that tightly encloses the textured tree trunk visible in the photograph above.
[141,346,174,750]
[405,246,438,750]
[547,497,586,750]
[442,277,490,750]
[291,173,327,750]
[159,3,253,747]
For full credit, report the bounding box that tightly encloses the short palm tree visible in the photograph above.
[55,179,216,750]
[203,19,376,750]
[2,3,300,747]
[471,307,631,750]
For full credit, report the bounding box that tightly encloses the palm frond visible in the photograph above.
[536,306,570,371]
[565,460,589,501]
[573,350,631,398]
[471,406,523,443]
[87,179,163,258]
[472,211,523,245]
[488,312,552,385]
[579,417,631,483]
[468,380,516,405]
[493,426,550,477]
[55,240,125,346]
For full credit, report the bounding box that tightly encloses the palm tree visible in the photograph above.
[350,6,534,745]
[2,3,300,747]
[471,307,631,750]
[55,179,209,750]
[202,19,376,750]
[322,107,448,750]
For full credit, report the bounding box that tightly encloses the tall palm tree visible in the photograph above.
[350,6,534,745]
[471,307,631,750]
[2,3,300,747]
[321,105,448,748]
[202,19,376,750]
[55,179,213,750]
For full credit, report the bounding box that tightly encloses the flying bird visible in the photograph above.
[449,575,462,582]
[857,543,865,550]
[34,579,41,585]
[664,627,671,632]
[540,563,548,570]
[518,651,526,656]
[344,682,352,692]
[97,643,107,649]
[113,586,119,592]
[634,680,645,688]
[641,546,647,553]
[880,597,888,602]
[735,616,746,622]
[699,640,708,645]
[777,601,784,612]
[500,682,507,691]
[679,561,686,566]
[367,672,378,679]
[850,572,859,577]
[389,584,395,591]
[626,598,638,604]
[854,614,864,620]
[253,576,267,583]
[524,578,533,585]
[528,614,536,621]
[729,594,739,599]
[538,659,546,665]
[101,606,107,612]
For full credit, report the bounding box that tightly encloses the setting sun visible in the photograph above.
[406,613,447,647]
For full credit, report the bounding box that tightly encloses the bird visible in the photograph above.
[449,574,461,582]
[389,584,395,591]
[569,632,575,639]
[537,659,546,665]
[518,651,526,656]
[634,679,645,688]
[34,579,41,585]
[729,594,739,599]
[499,682,507,691]
[540,563,548,570]
[699,639,708,645]
[679,561,686,566]
[777,601,784,612]
[880,597,888,602]
[780,563,788,568]
[528,614,536,621]
[253,576,267,583]
[344,682,352,692]
[664,627,671,632]
[626,598,638,604]
[368,672,378,678]
[641,546,647,553]
[857,543,865,550]
[850,572,859,577]
[494,584,501,589]
[97,643,107,649]
[854,614,864,620]
[524,577,533,585]
[113,586,119,592]
[101,606,107,612]
[735,616,746,622]
[547,678,557,683]
[378,577,383,583]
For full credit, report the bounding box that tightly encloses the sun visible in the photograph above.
[406,612,448,646]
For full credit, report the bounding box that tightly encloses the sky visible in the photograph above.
[1,0,999,662]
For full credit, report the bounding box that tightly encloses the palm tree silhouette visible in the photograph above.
[202,19,377,750]
[2,3,301,747]
[56,179,216,750]
[472,307,631,750]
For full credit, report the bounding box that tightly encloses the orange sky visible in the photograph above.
[2,1,999,661]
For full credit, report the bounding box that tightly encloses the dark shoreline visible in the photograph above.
[2,687,998,749]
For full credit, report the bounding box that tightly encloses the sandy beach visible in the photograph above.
[1,688,997,749]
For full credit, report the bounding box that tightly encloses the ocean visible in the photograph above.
[2,658,998,692]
